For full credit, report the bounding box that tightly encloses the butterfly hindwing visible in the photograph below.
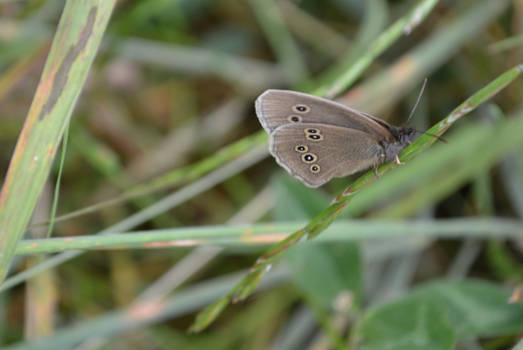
[269,123,383,187]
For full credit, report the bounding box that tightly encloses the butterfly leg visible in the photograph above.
[395,155,405,165]
[374,153,387,177]
[374,164,381,178]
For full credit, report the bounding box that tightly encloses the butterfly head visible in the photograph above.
[387,126,416,145]
[380,127,416,163]
[399,127,417,145]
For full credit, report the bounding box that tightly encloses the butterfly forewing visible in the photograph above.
[256,89,393,140]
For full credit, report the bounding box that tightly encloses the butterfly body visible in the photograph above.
[255,89,416,188]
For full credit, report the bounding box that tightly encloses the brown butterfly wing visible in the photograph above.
[269,123,382,187]
[255,89,392,140]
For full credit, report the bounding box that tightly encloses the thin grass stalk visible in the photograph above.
[12,218,522,255]
[189,64,523,332]
[29,131,267,227]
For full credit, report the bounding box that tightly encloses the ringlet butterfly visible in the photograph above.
[255,89,417,188]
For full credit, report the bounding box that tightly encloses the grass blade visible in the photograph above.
[0,1,116,285]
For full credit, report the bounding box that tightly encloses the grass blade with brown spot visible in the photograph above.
[0,1,116,285]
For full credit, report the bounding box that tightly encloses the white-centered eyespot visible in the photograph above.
[304,128,319,134]
[310,164,320,173]
[307,133,323,141]
[293,104,311,113]
[295,145,308,153]
[288,114,302,123]
[302,153,317,163]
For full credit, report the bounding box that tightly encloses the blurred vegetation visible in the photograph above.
[0,0,522,349]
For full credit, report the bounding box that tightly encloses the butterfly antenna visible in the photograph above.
[407,79,448,144]
[405,78,428,125]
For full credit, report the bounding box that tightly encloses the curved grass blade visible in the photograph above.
[189,64,523,332]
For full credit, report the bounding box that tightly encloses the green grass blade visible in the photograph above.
[0,1,116,285]
[45,123,69,238]
[342,0,510,114]
[249,0,309,87]
[312,0,438,98]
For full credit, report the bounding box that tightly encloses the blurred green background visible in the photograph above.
[1,0,522,349]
